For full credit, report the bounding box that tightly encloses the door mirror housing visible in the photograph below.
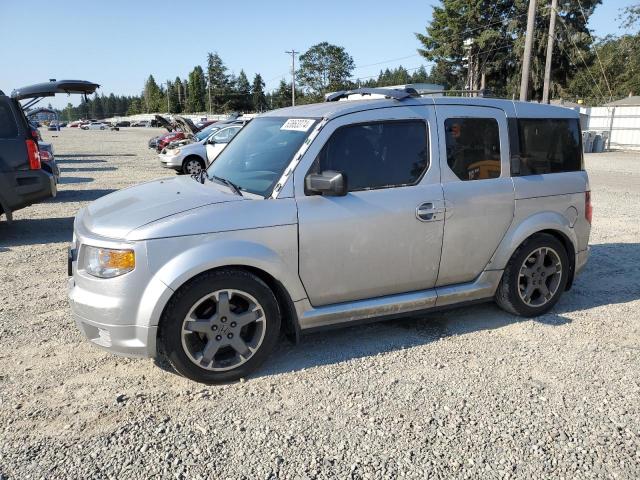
[305,170,347,196]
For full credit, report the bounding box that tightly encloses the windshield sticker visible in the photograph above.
[281,118,314,132]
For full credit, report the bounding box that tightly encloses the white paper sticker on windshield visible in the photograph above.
[281,118,314,132]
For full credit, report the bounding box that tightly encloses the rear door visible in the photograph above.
[435,105,514,286]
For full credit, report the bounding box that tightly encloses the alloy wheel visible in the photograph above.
[185,159,203,175]
[181,289,266,371]
[517,247,563,307]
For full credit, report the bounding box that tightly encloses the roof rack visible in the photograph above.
[325,87,419,102]
[418,89,494,98]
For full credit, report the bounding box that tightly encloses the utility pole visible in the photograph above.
[542,0,558,104]
[520,0,538,101]
[285,50,298,106]
[167,81,171,113]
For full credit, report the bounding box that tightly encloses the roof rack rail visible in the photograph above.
[418,89,494,98]
[325,87,419,102]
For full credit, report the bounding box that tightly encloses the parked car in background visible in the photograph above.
[159,124,244,174]
[195,120,217,130]
[69,88,591,383]
[81,122,108,130]
[162,118,248,151]
[148,115,175,149]
[115,121,131,127]
[0,79,98,221]
[155,116,199,152]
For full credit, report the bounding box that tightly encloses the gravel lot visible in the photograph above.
[0,128,639,479]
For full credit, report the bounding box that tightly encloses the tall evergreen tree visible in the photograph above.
[272,79,292,108]
[91,93,104,118]
[232,70,252,111]
[206,52,232,113]
[187,66,207,112]
[144,75,162,112]
[252,73,268,112]
[174,76,184,112]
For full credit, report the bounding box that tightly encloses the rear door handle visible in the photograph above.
[416,202,445,222]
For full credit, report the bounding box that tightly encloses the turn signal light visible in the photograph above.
[585,191,593,224]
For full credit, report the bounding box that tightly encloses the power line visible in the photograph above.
[576,0,614,101]
[552,5,607,102]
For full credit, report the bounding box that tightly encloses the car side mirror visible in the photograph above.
[305,170,347,196]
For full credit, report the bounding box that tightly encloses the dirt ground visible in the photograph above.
[0,128,638,479]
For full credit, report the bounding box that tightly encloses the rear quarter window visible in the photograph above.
[515,118,583,175]
[0,100,19,138]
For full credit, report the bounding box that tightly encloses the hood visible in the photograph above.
[174,116,198,136]
[80,176,244,239]
[155,114,174,132]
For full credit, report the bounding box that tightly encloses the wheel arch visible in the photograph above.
[488,211,578,289]
[147,239,305,348]
[156,265,301,348]
[182,154,206,169]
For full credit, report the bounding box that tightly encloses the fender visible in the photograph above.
[487,210,578,271]
[142,229,307,329]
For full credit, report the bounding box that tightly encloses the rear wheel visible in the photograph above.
[159,269,281,384]
[182,156,205,175]
[495,233,569,316]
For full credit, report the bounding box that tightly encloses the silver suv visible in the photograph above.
[68,88,591,384]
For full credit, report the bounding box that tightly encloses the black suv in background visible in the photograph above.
[0,80,98,221]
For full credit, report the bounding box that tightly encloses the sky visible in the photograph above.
[1,0,636,109]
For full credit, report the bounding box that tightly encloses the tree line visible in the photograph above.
[60,2,640,120]
[416,0,640,104]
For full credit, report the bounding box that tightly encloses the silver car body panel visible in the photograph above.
[293,106,445,305]
[434,105,515,286]
[69,96,590,358]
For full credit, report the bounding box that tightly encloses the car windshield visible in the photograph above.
[195,126,218,141]
[206,117,317,197]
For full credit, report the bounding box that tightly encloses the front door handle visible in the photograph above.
[416,202,445,222]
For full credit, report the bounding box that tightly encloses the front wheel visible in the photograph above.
[182,156,205,175]
[495,233,569,316]
[159,269,281,384]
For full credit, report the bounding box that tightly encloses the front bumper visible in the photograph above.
[67,219,175,358]
[68,275,165,358]
[158,153,183,169]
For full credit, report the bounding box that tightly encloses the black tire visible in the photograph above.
[495,233,569,317]
[159,269,281,384]
[182,156,205,175]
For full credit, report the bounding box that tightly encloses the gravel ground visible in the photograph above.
[0,128,639,479]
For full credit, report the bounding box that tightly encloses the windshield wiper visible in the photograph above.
[211,175,243,196]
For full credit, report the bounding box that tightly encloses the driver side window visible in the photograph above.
[310,120,429,192]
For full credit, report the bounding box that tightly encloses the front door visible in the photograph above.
[206,126,241,165]
[435,105,515,286]
[295,107,445,306]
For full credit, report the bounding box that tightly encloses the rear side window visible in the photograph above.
[516,118,582,175]
[0,101,18,138]
[312,120,429,192]
[444,118,501,181]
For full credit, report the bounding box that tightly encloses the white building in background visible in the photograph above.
[580,95,640,151]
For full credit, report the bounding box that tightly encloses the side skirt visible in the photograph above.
[296,270,503,332]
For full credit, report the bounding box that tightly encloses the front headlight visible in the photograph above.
[84,246,135,278]
[169,148,181,156]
